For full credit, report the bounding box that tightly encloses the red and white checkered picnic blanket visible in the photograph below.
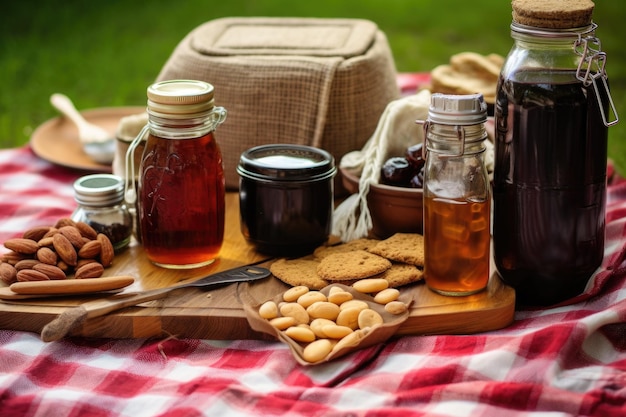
[1,142,626,416]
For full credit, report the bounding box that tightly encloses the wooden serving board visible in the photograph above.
[0,193,515,340]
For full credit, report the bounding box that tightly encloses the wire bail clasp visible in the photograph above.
[574,33,619,127]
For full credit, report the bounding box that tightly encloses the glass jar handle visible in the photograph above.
[208,106,227,130]
[124,124,149,206]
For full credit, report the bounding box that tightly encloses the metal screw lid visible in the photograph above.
[147,80,215,117]
[428,93,488,125]
[74,174,125,207]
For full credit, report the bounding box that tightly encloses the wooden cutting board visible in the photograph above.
[0,193,515,340]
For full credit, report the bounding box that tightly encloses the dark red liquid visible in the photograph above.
[138,132,225,268]
[493,70,608,305]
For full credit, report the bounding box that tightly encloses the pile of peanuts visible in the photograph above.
[258,278,408,363]
[0,218,115,285]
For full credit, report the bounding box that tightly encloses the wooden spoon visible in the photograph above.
[40,263,271,342]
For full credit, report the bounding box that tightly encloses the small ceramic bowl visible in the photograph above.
[340,167,423,239]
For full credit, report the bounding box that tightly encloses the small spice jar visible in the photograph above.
[237,144,336,256]
[71,174,133,251]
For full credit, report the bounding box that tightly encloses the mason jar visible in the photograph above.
[493,3,619,305]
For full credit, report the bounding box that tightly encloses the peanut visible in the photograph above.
[284,326,316,343]
[302,339,333,363]
[280,302,309,325]
[384,301,408,315]
[297,291,327,308]
[259,301,279,319]
[283,285,309,302]
[306,301,340,321]
[352,278,389,294]
[260,276,410,363]
[373,288,400,305]
[357,309,384,330]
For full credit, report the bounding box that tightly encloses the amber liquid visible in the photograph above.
[138,132,225,268]
[423,196,491,296]
[493,70,607,305]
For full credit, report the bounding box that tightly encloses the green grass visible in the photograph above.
[2,0,625,173]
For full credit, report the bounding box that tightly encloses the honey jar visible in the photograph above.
[237,144,336,256]
[135,80,227,269]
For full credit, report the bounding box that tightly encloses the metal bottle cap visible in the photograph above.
[74,174,125,207]
[428,93,487,125]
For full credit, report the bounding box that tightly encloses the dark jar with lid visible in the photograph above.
[237,144,336,256]
[135,79,227,269]
[493,2,619,305]
[71,174,133,252]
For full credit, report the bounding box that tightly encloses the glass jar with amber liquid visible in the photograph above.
[133,80,227,269]
[420,93,491,296]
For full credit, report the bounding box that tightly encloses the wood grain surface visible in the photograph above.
[0,193,515,340]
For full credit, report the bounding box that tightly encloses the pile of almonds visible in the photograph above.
[0,218,115,285]
[259,278,408,363]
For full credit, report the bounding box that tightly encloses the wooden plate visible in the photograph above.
[30,106,146,172]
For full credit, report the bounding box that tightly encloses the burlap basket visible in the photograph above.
[156,17,400,189]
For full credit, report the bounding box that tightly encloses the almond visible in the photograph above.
[75,221,98,240]
[54,218,76,228]
[56,260,69,272]
[33,263,67,280]
[59,226,85,249]
[76,258,99,269]
[0,262,17,284]
[22,226,52,241]
[74,262,104,279]
[97,233,114,267]
[14,259,40,271]
[53,233,77,266]
[37,236,55,248]
[37,247,58,265]
[16,269,50,282]
[78,240,101,259]
[4,238,39,255]
[43,227,59,238]
[1,251,26,265]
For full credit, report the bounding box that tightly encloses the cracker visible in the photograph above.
[313,238,381,260]
[373,262,424,288]
[317,250,392,281]
[270,258,329,290]
[369,233,425,267]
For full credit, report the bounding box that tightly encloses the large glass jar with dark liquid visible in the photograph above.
[493,12,618,305]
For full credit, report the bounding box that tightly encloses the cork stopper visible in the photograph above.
[511,0,595,29]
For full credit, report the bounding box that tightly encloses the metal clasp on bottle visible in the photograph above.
[574,32,619,127]
[418,120,467,159]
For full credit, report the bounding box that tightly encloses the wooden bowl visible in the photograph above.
[340,167,423,239]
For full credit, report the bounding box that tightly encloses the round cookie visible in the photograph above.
[317,250,392,281]
[373,263,424,288]
[511,0,594,29]
[368,233,425,267]
[270,258,329,290]
[313,238,381,260]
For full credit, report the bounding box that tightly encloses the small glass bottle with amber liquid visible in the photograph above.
[420,93,491,296]
[132,80,227,269]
